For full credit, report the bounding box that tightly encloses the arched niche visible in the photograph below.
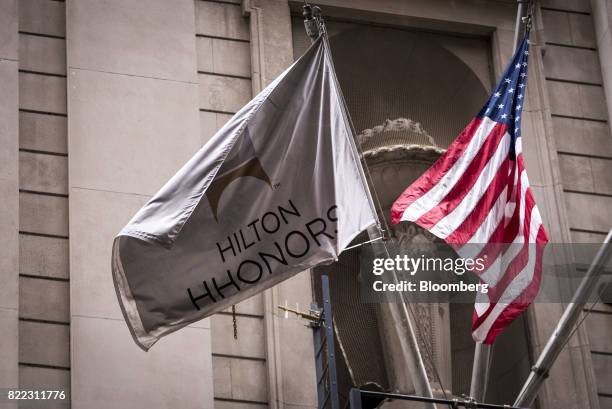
[327,26,489,149]
[305,22,532,407]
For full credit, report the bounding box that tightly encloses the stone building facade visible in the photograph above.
[0,0,610,409]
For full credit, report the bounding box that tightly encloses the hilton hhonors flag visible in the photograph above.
[112,37,377,350]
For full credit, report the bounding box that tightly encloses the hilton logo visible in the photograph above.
[207,130,271,221]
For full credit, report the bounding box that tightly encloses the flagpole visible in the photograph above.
[469,343,491,401]
[514,228,612,407]
[302,5,437,405]
[468,1,531,401]
[512,1,530,54]
[367,230,437,406]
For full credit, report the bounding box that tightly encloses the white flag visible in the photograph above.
[112,37,377,350]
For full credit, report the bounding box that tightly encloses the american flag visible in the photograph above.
[390,33,549,344]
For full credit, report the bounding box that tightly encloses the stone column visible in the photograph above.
[0,1,19,406]
[591,0,612,124]
[66,1,213,408]
[243,1,318,408]
[504,6,600,409]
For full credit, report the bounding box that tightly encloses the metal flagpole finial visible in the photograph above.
[513,0,534,54]
[303,2,325,42]
[522,1,535,32]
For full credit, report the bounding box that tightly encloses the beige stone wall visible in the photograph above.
[0,0,19,404]
[65,0,214,408]
[541,1,612,242]
[0,1,610,408]
[16,0,71,399]
[194,2,269,407]
[541,1,612,408]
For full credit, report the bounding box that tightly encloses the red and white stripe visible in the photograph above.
[391,117,548,344]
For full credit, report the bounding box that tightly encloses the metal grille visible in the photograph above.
[313,246,390,393]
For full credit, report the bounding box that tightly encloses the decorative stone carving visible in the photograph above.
[357,117,438,148]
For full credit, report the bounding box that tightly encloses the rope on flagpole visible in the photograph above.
[342,236,384,251]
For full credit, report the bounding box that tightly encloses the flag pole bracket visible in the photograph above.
[303,2,323,42]
[277,303,322,326]
[278,275,341,409]
[530,365,549,379]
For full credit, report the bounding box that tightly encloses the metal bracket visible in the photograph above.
[530,365,549,379]
[303,2,326,42]
[279,276,338,409]
[461,394,478,409]
[464,397,478,409]
[277,304,322,325]
[302,3,322,41]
